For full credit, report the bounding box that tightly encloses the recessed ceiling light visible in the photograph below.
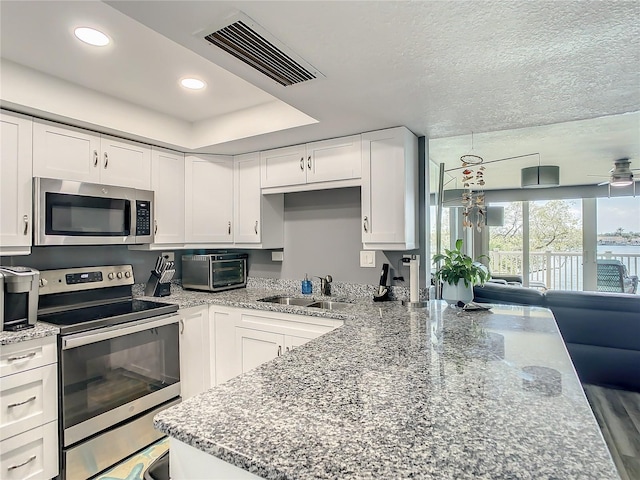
[180,78,206,90]
[74,27,110,47]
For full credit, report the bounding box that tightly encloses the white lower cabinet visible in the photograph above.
[213,306,342,384]
[0,336,58,480]
[178,306,211,400]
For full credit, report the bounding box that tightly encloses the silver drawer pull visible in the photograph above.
[277,345,282,357]
[307,155,311,170]
[7,351,37,362]
[363,216,369,233]
[23,215,29,235]
[93,150,98,166]
[104,152,109,168]
[8,396,36,409]
[300,157,304,170]
[254,220,258,235]
[7,455,36,471]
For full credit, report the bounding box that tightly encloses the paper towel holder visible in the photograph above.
[401,255,428,309]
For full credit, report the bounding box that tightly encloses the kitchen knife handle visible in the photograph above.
[254,220,258,234]
[363,216,369,233]
[104,152,109,168]
[93,150,99,166]
[23,215,29,235]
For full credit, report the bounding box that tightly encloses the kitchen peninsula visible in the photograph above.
[153,285,619,480]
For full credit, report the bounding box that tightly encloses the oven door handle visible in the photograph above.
[62,313,178,350]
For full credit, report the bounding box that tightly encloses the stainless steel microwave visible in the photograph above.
[33,177,154,246]
[182,253,248,292]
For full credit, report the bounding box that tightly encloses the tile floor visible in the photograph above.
[91,437,169,480]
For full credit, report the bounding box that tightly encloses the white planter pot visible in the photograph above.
[442,279,474,305]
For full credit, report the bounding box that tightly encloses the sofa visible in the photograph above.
[473,283,640,392]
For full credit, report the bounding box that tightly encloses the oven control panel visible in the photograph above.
[39,265,135,295]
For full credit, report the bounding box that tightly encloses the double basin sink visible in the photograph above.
[258,296,352,311]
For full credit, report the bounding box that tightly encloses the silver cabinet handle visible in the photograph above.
[23,215,29,235]
[93,150,99,166]
[179,319,184,334]
[228,221,232,235]
[8,351,36,362]
[277,345,282,357]
[254,221,258,235]
[286,346,290,353]
[104,152,109,168]
[300,157,304,170]
[8,396,36,409]
[7,455,36,471]
[307,156,311,170]
[154,220,158,234]
[363,216,369,233]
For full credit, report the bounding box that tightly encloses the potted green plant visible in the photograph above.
[432,239,490,304]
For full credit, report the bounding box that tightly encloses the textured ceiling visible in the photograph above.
[1,0,639,188]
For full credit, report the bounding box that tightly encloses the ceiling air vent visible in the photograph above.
[202,15,322,87]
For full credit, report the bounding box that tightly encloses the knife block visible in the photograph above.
[145,271,172,297]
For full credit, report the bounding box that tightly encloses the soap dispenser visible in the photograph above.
[302,274,312,295]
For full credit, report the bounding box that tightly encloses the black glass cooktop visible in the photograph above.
[39,299,178,335]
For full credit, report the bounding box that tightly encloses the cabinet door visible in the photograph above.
[235,327,284,374]
[306,135,361,184]
[185,155,234,243]
[234,153,262,244]
[260,144,307,188]
[179,306,210,400]
[0,112,33,252]
[151,148,185,244]
[361,127,417,249]
[32,120,100,183]
[99,136,151,189]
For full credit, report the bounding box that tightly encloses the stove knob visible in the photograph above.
[117,272,123,279]
[39,278,48,287]
[108,272,115,280]
[125,271,132,279]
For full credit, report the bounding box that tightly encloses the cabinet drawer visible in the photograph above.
[0,337,57,378]
[0,420,58,480]
[1,364,57,441]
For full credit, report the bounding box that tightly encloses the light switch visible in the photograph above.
[360,250,376,268]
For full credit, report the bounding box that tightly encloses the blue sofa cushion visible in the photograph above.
[473,282,545,306]
[544,290,640,351]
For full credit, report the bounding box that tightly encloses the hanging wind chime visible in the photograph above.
[460,133,486,231]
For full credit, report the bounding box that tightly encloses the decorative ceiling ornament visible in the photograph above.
[460,133,486,231]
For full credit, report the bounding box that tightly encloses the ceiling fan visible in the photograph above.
[588,158,638,195]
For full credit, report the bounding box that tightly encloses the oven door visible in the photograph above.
[211,259,247,291]
[60,313,180,447]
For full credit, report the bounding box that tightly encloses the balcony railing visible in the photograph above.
[489,250,640,291]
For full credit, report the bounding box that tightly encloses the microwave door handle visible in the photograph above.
[62,313,178,350]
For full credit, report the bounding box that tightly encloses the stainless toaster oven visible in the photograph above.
[182,253,248,292]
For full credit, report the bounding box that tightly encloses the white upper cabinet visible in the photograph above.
[260,135,361,193]
[151,147,185,245]
[185,155,234,244]
[0,111,33,255]
[33,120,151,190]
[361,126,418,250]
[234,153,284,248]
[99,135,151,190]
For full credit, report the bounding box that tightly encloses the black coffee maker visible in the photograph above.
[0,266,40,331]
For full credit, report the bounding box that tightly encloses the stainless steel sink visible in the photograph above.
[258,296,315,307]
[307,301,352,311]
[257,296,352,310]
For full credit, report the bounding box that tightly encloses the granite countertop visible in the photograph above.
[153,284,619,480]
[0,322,59,346]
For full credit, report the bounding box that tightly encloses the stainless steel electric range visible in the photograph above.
[38,265,180,480]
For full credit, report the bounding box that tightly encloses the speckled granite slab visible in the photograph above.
[154,295,619,480]
[0,322,59,345]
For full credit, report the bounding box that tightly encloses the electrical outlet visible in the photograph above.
[271,251,284,262]
[161,252,175,262]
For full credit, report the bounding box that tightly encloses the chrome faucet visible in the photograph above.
[315,275,333,296]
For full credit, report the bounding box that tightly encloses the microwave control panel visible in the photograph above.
[136,201,151,236]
